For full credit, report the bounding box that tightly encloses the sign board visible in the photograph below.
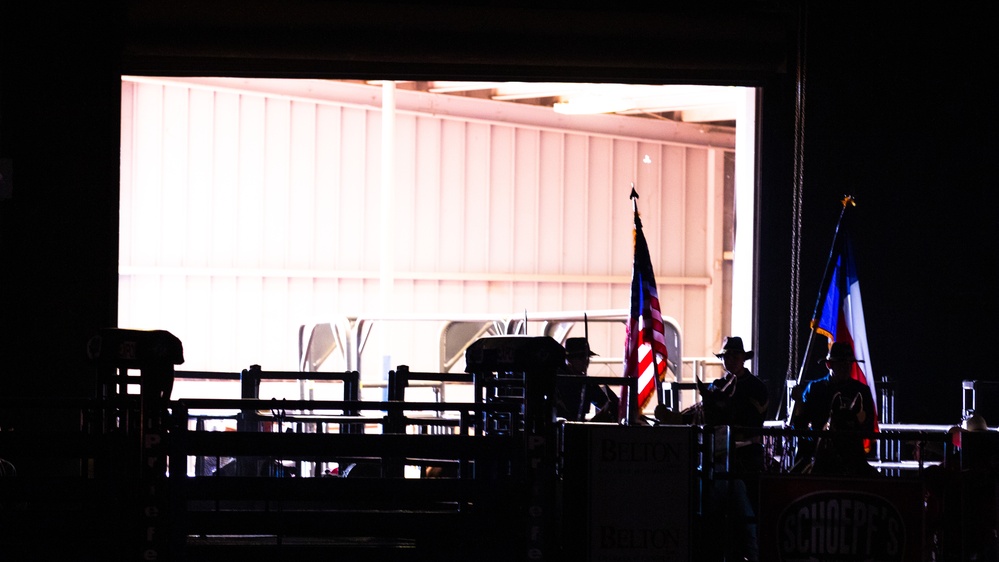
[759,476,924,561]
[561,423,695,562]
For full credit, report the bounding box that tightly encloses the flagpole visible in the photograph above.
[780,195,855,420]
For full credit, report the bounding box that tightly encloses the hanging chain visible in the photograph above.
[788,3,808,384]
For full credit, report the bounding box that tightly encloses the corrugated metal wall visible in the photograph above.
[119,77,734,390]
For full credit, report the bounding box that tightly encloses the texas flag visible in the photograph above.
[814,232,879,434]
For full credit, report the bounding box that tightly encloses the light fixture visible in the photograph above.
[553,95,635,115]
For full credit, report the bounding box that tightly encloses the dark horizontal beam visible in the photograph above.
[121,1,797,82]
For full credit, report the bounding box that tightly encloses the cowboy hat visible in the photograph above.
[824,341,864,363]
[714,336,753,359]
[565,337,597,357]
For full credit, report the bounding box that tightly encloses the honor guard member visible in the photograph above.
[710,336,770,474]
[555,338,619,422]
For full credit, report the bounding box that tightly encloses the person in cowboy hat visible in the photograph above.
[789,341,876,475]
[700,336,769,562]
[705,337,770,454]
[554,337,618,422]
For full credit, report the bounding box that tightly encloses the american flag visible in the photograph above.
[621,189,668,421]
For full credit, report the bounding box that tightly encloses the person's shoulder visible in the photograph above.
[805,375,831,389]
[801,376,831,399]
[711,372,735,386]
[840,377,867,390]
[854,379,875,396]
[741,370,768,390]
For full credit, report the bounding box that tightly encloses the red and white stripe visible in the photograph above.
[635,294,668,408]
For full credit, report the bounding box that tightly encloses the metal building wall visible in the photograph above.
[119,77,734,387]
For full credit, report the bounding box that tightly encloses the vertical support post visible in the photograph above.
[388,365,408,402]
[238,364,261,432]
[240,364,261,399]
[169,402,189,557]
[237,365,262,476]
[343,370,362,435]
[383,365,408,477]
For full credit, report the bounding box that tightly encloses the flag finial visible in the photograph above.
[841,195,856,208]
[630,183,639,201]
